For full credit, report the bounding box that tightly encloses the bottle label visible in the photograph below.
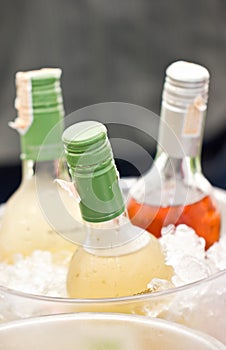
[159,100,206,158]
[182,96,206,137]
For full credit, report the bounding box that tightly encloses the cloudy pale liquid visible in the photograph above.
[67,233,173,298]
[0,178,77,263]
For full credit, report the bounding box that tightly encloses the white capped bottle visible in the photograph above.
[127,61,221,249]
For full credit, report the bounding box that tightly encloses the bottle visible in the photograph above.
[62,121,173,298]
[127,61,221,250]
[0,68,79,263]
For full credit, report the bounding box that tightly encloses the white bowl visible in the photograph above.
[0,313,225,350]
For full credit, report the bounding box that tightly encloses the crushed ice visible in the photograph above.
[0,250,69,297]
[159,224,218,287]
[0,224,226,297]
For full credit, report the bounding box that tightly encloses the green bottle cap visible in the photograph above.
[62,121,125,223]
[13,68,64,161]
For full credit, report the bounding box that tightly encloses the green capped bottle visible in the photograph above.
[63,121,173,298]
[0,68,78,263]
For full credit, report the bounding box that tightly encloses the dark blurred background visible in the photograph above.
[0,0,226,203]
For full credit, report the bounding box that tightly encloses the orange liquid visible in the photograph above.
[127,195,221,249]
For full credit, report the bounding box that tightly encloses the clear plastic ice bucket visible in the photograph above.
[0,188,226,344]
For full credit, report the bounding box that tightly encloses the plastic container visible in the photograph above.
[0,313,225,350]
[0,187,226,344]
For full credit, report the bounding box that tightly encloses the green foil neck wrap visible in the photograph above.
[62,121,125,223]
[16,69,64,161]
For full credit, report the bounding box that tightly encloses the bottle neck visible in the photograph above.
[158,100,206,159]
[19,110,64,162]
[83,210,128,234]
[154,151,201,176]
[82,210,150,255]
[19,158,73,237]
[153,151,205,189]
[71,159,125,224]
[21,158,65,183]
[140,142,211,207]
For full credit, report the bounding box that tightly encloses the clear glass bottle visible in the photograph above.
[62,121,173,298]
[0,68,78,263]
[127,61,221,249]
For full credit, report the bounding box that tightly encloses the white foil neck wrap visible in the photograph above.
[9,68,62,135]
[9,76,33,134]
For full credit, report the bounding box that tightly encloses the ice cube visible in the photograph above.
[159,225,214,287]
[206,235,226,271]
[160,225,206,263]
[147,278,174,292]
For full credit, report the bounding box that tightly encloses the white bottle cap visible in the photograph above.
[163,61,210,109]
[166,61,209,83]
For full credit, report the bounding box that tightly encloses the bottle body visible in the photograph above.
[0,160,78,263]
[127,61,221,249]
[63,121,173,299]
[127,154,221,249]
[67,214,173,298]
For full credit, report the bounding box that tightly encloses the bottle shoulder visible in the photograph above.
[129,153,213,206]
[75,218,159,257]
